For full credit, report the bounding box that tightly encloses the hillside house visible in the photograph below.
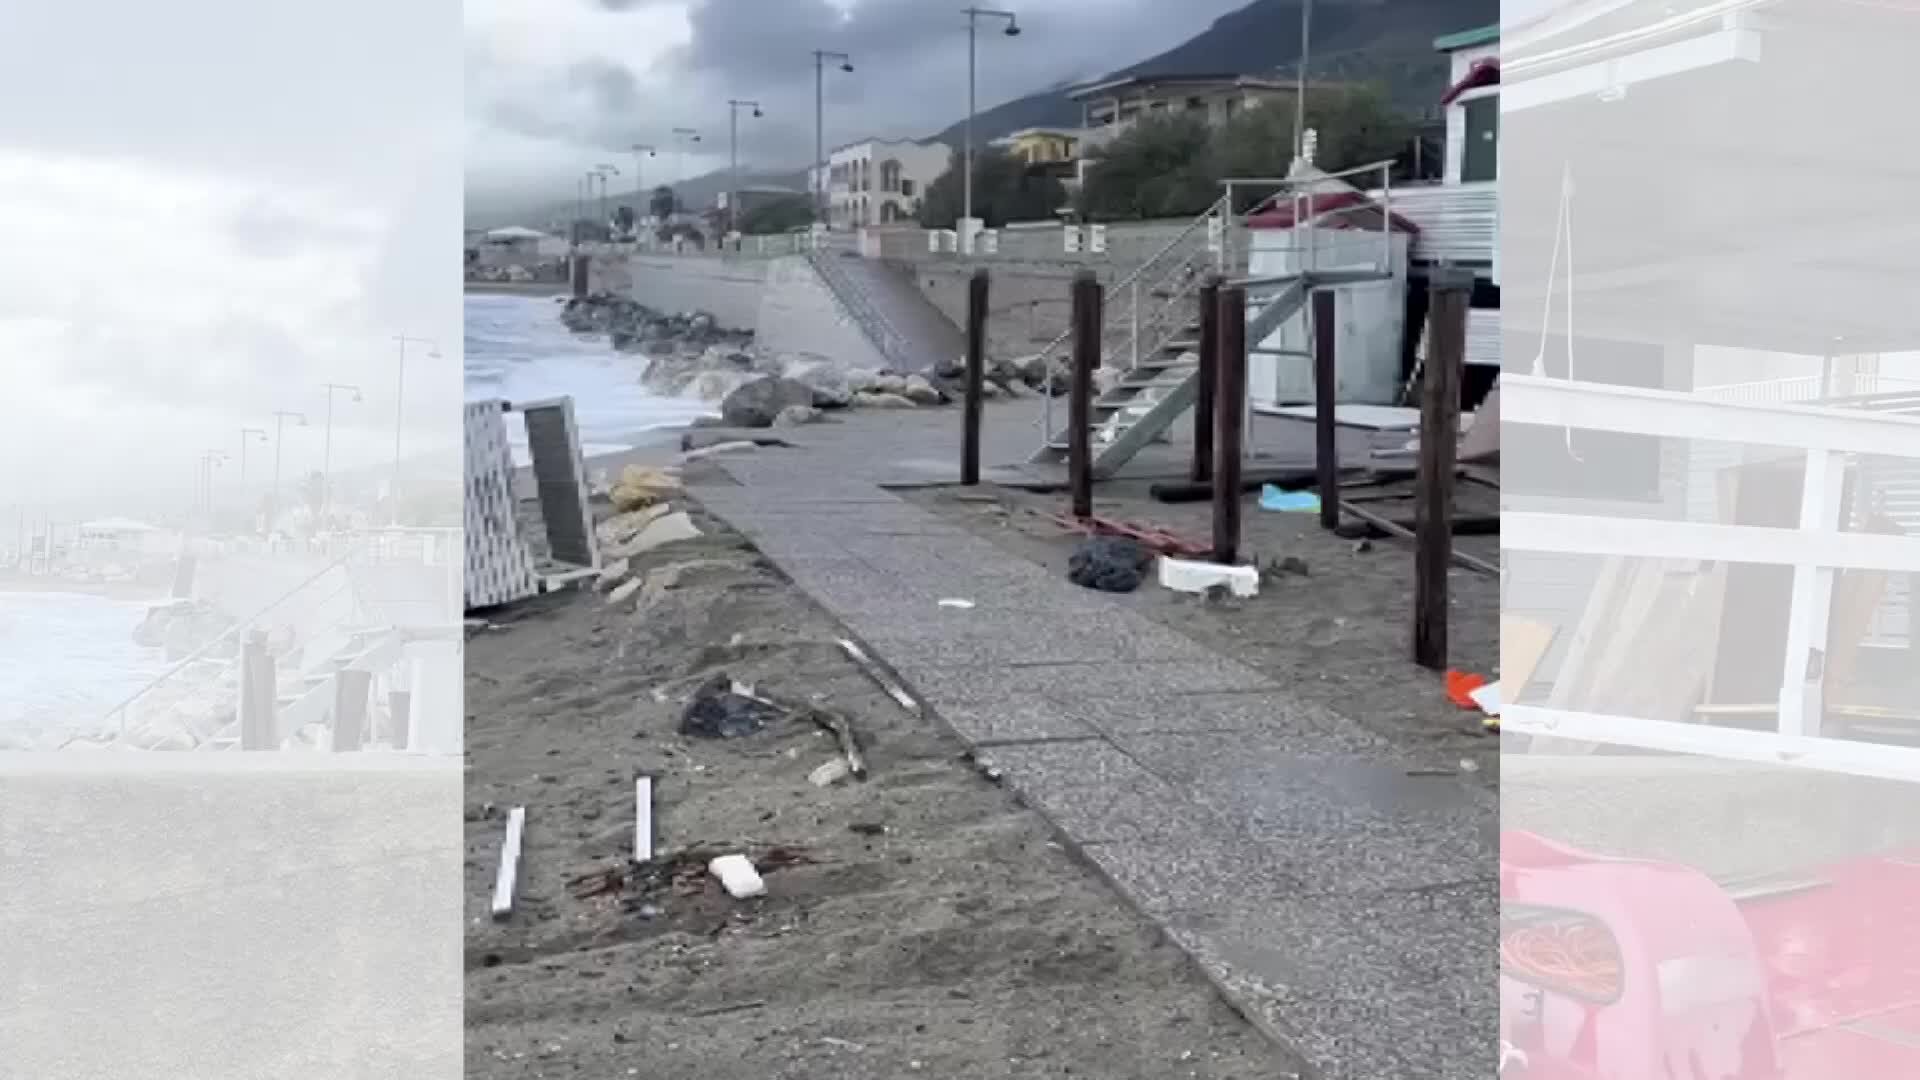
[1067,74,1325,135]
[813,138,952,229]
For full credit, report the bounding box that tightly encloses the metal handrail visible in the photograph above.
[1039,195,1231,444]
[100,545,362,734]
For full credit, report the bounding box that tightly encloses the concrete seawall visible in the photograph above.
[606,253,888,370]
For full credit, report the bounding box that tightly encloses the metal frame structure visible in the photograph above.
[1502,374,1920,779]
[463,396,599,611]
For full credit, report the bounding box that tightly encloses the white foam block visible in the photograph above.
[1158,557,1260,598]
[491,806,526,919]
[708,853,766,899]
[633,777,653,864]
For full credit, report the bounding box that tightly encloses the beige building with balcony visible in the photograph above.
[812,137,952,229]
[1067,73,1318,135]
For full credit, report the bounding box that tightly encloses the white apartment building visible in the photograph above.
[813,137,951,229]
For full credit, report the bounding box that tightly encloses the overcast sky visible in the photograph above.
[0,0,462,518]
[465,0,1254,218]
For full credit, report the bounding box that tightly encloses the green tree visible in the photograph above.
[1211,84,1412,210]
[918,146,1069,229]
[1076,113,1217,222]
[649,184,677,220]
[738,195,815,235]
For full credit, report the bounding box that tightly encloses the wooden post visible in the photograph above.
[1312,288,1340,531]
[1191,276,1221,483]
[388,689,412,750]
[329,668,373,752]
[239,630,276,750]
[1415,270,1471,670]
[961,268,989,486]
[1068,270,1101,520]
[1212,286,1248,565]
[570,253,589,299]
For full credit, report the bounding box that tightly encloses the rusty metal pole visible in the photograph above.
[1212,285,1247,564]
[1068,270,1101,520]
[1312,288,1340,530]
[1414,269,1471,670]
[1191,276,1221,483]
[961,268,989,485]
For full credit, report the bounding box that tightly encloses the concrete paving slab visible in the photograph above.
[977,741,1213,844]
[893,658,1278,705]
[863,621,1215,668]
[1057,690,1397,744]
[930,698,1103,745]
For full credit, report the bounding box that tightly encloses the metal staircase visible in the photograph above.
[1029,163,1404,479]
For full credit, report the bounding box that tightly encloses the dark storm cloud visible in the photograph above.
[472,0,1253,204]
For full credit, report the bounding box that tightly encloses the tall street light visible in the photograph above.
[630,143,657,231]
[321,382,362,526]
[594,163,619,228]
[962,7,1021,253]
[726,99,763,237]
[390,335,438,525]
[238,427,267,533]
[270,411,307,532]
[1293,0,1314,169]
[200,450,228,520]
[671,126,701,189]
[812,50,854,229]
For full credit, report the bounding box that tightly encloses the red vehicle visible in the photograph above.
[1500,830,1920,1077]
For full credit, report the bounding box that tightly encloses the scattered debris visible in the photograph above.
[596,558,633,590]
[1067,535,1154,593]
[1264,555,1311,579]
[634,776,653,864]
[847,822,887,837]
[837,637,919,715]
[1352,538,1373,554]
[1041,510,1209,559]
[819,1036,866,1053]
[1258,486,1322,513]
[679,674,784,739]
[809,759,852,787]
[600,503,673,547]
[709,853,767,899]
[809,705,868,780]
[1444,670,1491,711]
[678,440,762,463]
[1159,556,1261,599]
[491,806,527,920]
[937,597,976,609]
[617,511,703,559]
[607,577,642,606]
[610,465,685,512]
[680,431,794,452]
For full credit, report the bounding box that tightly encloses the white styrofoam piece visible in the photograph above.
[633,777,653,864]
[491,806,526,919]
[709,853,766,899]
[1158,557,1261,598]
[1468,682,1502,716]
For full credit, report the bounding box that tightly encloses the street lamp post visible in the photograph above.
[270,411,307,532]
[239,427,267,533]
[321,382,362,526]
[390,335,437,525]
[962,7,1021,254]
[726,99,763,238]
[594,164,619,230]
[630,144,657,233]
[200,451,228,519]
[1293,0,1314,167]
[812,50,854,229]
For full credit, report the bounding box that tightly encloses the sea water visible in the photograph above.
[463,291,717,464]
[0,589,169,747]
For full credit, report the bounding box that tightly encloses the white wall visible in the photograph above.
[755,255,890,369]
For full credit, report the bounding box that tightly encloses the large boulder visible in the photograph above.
[719,375,819,428]
[852,391,916,409]
[901,374,945,406]
[785,360,859,408]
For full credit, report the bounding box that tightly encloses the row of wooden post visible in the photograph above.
[237,629,408,752]
[954,264,1474,670]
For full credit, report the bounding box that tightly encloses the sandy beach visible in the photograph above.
[463,484,1307,1079]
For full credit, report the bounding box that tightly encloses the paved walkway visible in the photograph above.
[688,399,1494,1080]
